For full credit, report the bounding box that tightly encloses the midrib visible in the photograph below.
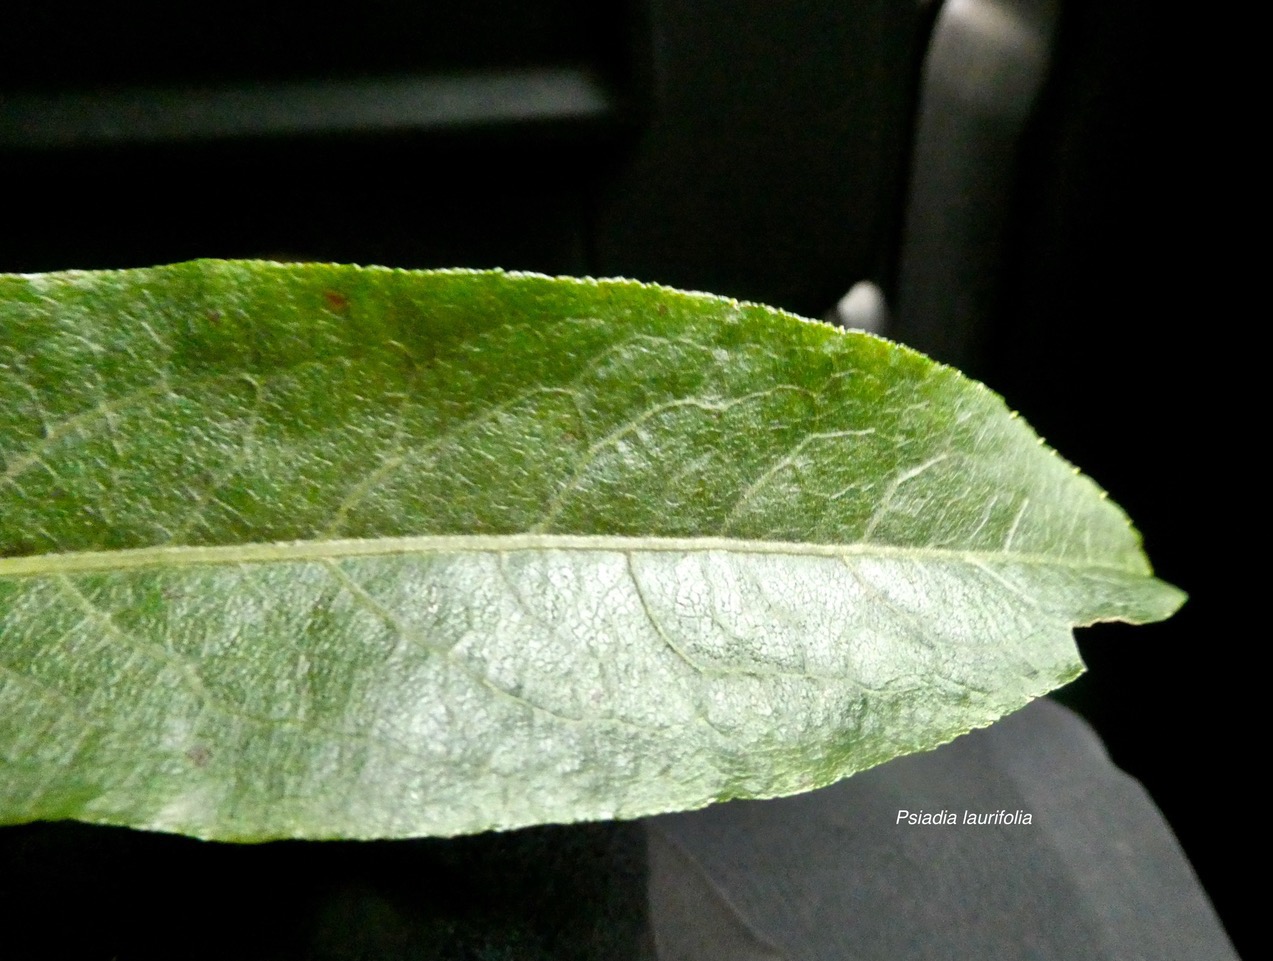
[0,533,1146,579]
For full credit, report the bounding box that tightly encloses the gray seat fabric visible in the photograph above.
[647,698,1237,961]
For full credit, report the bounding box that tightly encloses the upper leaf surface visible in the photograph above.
[1,261,1146,563]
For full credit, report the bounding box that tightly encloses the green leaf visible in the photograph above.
[0,260,1182,842]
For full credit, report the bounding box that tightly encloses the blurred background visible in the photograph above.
[1,0,1244,954]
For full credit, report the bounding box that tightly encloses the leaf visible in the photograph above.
[0,260,1183,842]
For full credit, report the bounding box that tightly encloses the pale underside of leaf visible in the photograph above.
[0,534,1180,841]
[0,261,1184,841]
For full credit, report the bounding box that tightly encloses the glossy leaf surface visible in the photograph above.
[0,261,1183,840]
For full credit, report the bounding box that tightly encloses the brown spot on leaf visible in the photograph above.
[206,309,221,325]
[186,746,211,768]
[324,290,350,312]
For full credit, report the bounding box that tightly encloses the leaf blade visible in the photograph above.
[0,261,1183,840]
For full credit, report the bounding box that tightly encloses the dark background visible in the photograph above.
[1,0,1245,955]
